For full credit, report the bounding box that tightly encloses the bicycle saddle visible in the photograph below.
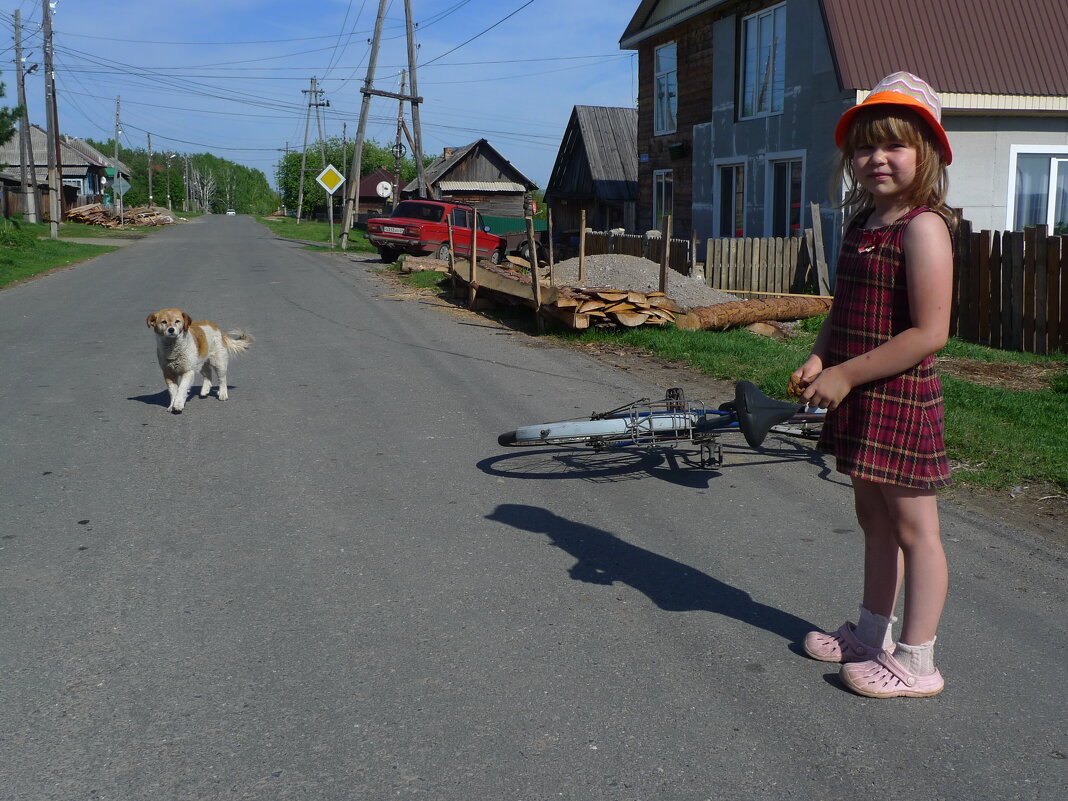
[730,381,803,448]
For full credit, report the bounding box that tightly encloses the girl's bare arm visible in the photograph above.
[802,212,953,409]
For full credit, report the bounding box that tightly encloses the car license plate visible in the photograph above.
[383,226,405,234]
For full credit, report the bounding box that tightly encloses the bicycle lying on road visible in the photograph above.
[497,381,825,468]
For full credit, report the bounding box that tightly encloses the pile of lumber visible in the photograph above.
[549,287,681,327]
[65,203,179,228]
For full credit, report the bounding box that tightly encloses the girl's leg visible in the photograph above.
[879,485,947,645]
[852,477,902,620]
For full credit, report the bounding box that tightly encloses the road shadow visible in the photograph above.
[128,387,233,408]
[487,503,816,642]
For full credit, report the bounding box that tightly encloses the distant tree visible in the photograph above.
[86,139,277,214]
[0,74,21,157]
[275,137,429,217]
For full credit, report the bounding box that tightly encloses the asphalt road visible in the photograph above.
[1,215,1064,800]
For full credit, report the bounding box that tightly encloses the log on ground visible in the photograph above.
[676,296,832,331]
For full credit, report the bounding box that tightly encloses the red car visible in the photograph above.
[366,199,507,264]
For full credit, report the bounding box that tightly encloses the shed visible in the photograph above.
[544,105,638,232]
[403,139,537,217]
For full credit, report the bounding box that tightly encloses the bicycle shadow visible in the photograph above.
[487,503,816,642]
[476,437,841,490]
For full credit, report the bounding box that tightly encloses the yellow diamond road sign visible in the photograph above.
[316,165,345,195]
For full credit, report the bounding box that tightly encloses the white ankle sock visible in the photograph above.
[893,638,937,675]
[855,606,896,650]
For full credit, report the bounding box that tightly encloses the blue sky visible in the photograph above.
[2,0,639,188]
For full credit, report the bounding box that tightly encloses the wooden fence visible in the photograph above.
[954,221,1067,355]
[582,230,694,275]
[703,236,817,297]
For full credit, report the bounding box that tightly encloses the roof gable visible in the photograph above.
[546,106,637,202]
[406,138,536,193]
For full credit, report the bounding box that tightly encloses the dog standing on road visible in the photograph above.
[146,308,254,413]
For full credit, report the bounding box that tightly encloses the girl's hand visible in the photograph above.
[802,365,852,411]
[790,355,825,396]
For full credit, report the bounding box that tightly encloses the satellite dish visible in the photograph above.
[376,181,393,199]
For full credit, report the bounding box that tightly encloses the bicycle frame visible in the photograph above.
[500,385,825,468]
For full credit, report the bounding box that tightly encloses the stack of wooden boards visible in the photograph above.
[66,203,179,227]
[406,255,830,332]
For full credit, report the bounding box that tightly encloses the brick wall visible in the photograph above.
[635,10,721,237]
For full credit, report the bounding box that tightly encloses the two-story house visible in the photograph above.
[621,0,1068,263]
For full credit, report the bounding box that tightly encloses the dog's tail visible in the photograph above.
[222,329,254,355]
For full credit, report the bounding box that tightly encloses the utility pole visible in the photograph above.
[115,97,124,226]
[338,0,389,250]
[393,70,407,207]
[147,132,153,207]
[296,77,328,224]
[14,10,38,223]
[404,0,428,200]
[41,0,60,238]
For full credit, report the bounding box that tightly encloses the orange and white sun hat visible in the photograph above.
[835,71,953,164]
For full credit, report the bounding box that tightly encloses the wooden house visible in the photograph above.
[544,105,638,233]
[403,139,537,217]
[620,0,1068,262]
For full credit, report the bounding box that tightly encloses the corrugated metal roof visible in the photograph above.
[437,180,526,193]
[822,0,1068,96]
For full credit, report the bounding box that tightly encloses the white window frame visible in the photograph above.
[653,169,673,229]
[1005,144,1068,232]
[739,2,787,120]
[713,159,746,237]
[764,151,806,237]
[653,41,678,135]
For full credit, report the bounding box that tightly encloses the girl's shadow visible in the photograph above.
[487,503,815,642]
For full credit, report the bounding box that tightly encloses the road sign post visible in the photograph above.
[316,165,346,247]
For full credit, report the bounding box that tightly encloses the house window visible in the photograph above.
[654,42,677,135]
[769,158,803,237]
[717,163,745,237]
[653,170,673,229]
[1009,148,1068,234]
[740,3,786,119]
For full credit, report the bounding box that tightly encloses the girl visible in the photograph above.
[792,72,955,698]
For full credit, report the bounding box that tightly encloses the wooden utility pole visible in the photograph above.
[296,77,325,224]
[339,0,389,250]
[147,132,153,207]
[14,11,38,223]
[339,0,426,249]
[115,97,124,226]
[403,0,427,198]
[41,0,60,238]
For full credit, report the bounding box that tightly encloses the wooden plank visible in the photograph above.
[1034,227,1048,355]
[1048,236,1063,354]
[989,231,1002,349]
[1005,231,1024,350]
[1060,236,1068,352]
[810,201,831,295]
[976,229,991,345]
[1023,226,1038,351]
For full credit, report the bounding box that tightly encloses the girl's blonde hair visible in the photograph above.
[834,106,954,226]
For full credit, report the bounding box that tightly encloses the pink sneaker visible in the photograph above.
[839,651,945,698]
[803,622,884,663]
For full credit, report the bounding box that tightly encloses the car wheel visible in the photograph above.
[379,247,398,263]
[490,248,505,265]
[435,243,451,261]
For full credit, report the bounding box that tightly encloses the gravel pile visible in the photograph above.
[549,254,739,309]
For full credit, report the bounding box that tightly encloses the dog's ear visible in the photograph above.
[182,311,192,330]
[146,312,158,328]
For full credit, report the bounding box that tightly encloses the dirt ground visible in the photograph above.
[373,266,1067,543]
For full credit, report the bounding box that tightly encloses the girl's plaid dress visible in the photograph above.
[817,206,952,489]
